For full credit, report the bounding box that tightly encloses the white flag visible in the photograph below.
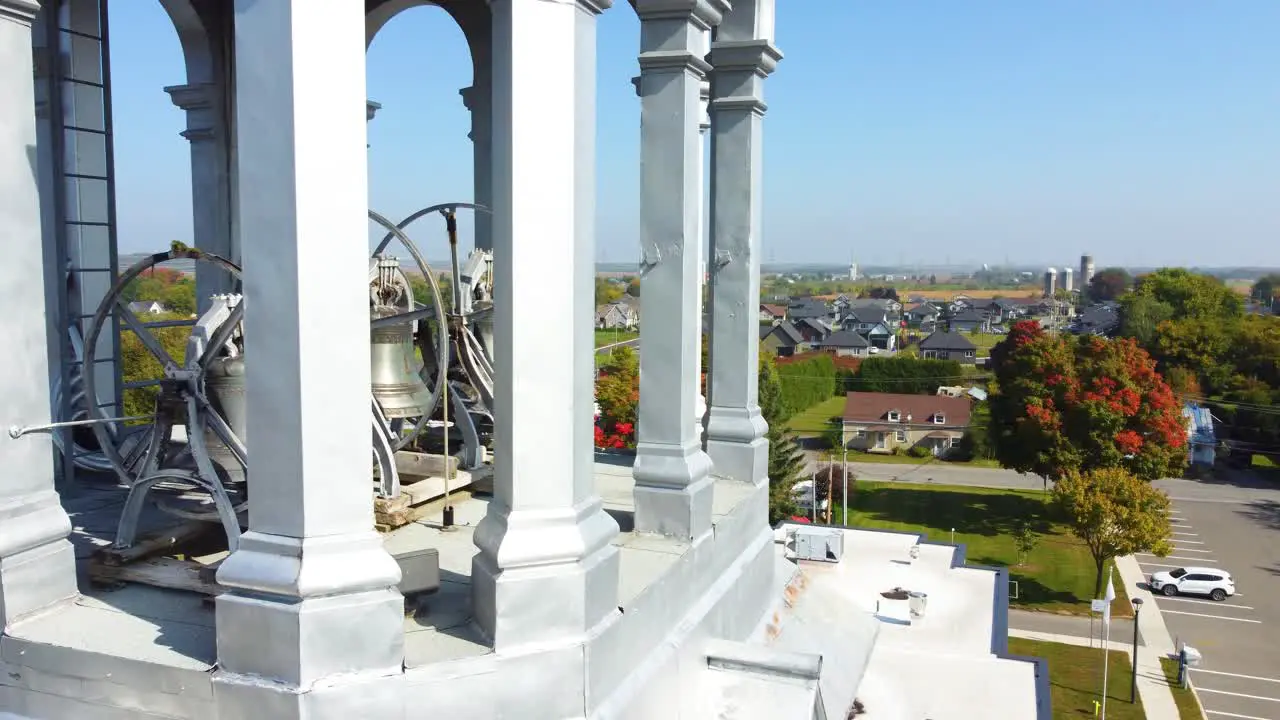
[1102,571,1116,625]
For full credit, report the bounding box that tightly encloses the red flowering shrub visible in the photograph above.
[595,347,639,450]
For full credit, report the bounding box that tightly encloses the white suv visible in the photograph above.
[1149,567,1236,601]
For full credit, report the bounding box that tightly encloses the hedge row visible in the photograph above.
[838,356,964,396]
[774,353,837,420]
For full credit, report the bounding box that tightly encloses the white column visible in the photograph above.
[632,0,726,540]
[0,0,79,628]
[166,82,236,311]
[460,75,493,250]
[212,1,403,712]
[705,0,780,487]
[694,29,710,443]
[471,0,620,651]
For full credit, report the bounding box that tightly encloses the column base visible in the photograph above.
[471,497,620,651]
[213,664,401,720]
[0,491,77,627]
[705,406,769,486]
[633,441,715,539]
[0,539,78,629]
[215,530,404,686]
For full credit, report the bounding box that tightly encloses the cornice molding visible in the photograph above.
[577,0,613,15]
[164,83,217,112]
[638,49,713,77]
[708,39,782,75]
[0,0,40,24]
[634,0,729,30]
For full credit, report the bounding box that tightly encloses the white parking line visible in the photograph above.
[1206,710,1273,719]
[1139,554,1215,562]
[1198,687,1280,702]
[1158,596,1253,610]
[1193,668,1280,684]
[1139,562,1184,568]
[1162,609,1262,623]
[1173,532,1200,537]
[1166,547,1213,553]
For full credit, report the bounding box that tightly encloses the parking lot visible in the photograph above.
[1136,495,1280,720]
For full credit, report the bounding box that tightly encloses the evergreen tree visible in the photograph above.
[760,350,805,523]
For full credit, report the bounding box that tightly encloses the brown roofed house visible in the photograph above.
[840,392,972,458]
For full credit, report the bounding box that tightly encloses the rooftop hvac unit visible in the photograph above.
[793,527,844,563]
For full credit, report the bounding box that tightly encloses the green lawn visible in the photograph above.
[838,449,1002,469]
[966,331,1005,358]
[1159,657,1206,720]
[1009,638,1145,720]
[788,396,846,437]
[595,328,638,348]
[835,482,1132,616]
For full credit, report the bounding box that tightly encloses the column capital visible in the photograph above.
[458,84,479,111]
[366,99,382,122]
[634,0,729,28]
[164,82,217,112]
[638,50,712,77]
[576,0,612,14]
[0,0,40,24]
[709,38,783,75]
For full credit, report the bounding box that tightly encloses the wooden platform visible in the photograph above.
[87,522,226,597]
[375,451,479,531]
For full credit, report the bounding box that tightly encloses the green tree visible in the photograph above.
[160,280,197,316]
[120,314,190,419]
[760,350,804,523]
[988,321,1188,485]
[1087,267,1131,302]
[1012,520,1038,567]
[626,276,640,297]
[1251,274,1280,303]
[1118,294,1174,345]
[596,277,624,305]
[1131,267,1242,321]
[1052,467,1173,597]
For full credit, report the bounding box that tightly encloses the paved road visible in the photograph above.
[1010,608,1138,647]
[1136,494,1280,720]
[595,338,639,356]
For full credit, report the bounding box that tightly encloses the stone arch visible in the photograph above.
[365,0,488,78]
[156,0,214,83]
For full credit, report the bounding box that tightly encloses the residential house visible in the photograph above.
[127,300,166,315]
[904,302,940,327]
[842,306,897,351]
[794,317,833,343]
[785,298,831,323]
[839,391,972,457]
[814,329,870,357]
[918,330,978,363]
[596,301,639,330]
[759,303,787,324]
[948,308,991,334]
[1069,302,1120,337]
[760,320,808,357]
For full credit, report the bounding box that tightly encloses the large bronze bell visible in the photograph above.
[370,310,433,419]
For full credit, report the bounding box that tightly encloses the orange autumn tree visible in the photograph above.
[989,321,1188,485]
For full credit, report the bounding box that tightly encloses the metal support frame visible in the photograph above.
[42,0,122,489]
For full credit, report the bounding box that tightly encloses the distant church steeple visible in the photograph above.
[849,260,859,282]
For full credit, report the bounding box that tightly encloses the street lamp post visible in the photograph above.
[1130,597,1144,703]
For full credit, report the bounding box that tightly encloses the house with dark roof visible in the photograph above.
[904,302,940,326]
[760,320,808,357]
[814,329,870,357]
[841,306,898,351]
[794,317,833,343]
[839,391,972,457]
[785,299,831,322]
[918,330,977,364]
[947,308,990,334]
[1069,302,1120,337]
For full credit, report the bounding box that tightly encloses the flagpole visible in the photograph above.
[1101,566,1116,719]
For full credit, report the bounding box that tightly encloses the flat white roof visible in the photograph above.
[779,525,1042,720]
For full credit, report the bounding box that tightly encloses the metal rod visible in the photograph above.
[1130,603,1141,703]
[842,447,848,527]
[9,414,152,439]
[441,378,453,528]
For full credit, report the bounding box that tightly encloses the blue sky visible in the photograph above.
[107,2,1279,267]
